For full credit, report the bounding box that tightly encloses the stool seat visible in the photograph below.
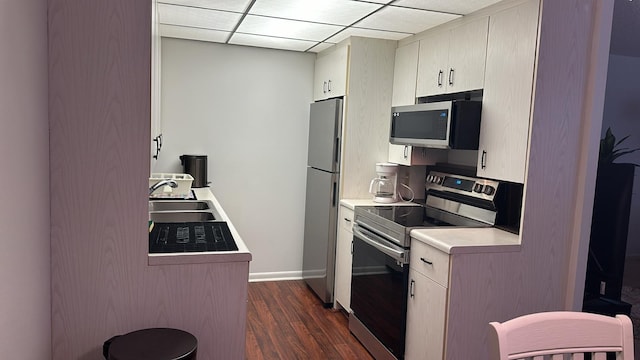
[107,328,197,360]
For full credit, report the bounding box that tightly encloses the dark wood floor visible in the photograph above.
[246,280,373,360]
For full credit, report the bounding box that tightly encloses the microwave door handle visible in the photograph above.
[353,224,407,263]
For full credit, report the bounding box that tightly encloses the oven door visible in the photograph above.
[350,222,409,359]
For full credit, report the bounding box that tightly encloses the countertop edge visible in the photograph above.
[147,187,252,265]
[410,228,521,255]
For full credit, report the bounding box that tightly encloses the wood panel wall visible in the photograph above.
[49,1,248,358]
[0,0,50,358]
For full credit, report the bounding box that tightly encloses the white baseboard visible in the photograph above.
[249,271,303,282]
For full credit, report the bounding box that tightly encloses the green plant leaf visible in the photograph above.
[598,127,640,165]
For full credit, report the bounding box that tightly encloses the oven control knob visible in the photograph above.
[427,175,434,183]
[434,176,442,184]
[473,183,484,193]
[483,185,495,195]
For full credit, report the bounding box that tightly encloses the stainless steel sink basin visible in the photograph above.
[149,211,217,222]
[148,200,212,211]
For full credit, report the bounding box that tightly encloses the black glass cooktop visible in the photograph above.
[357,205,455,227]
[149,221,238,253]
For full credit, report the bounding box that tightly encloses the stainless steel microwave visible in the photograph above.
[390,100,482,149]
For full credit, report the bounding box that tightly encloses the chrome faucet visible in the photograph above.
[149,179,178,195]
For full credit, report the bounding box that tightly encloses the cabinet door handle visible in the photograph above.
[344,218,351,222]
[410,279,415,298]
[323,81,327,94]
[437,70,443,87]
[403,145,409,159]
[420,257,433,265]
[152,136,161,159]
[448,68,454,86]
[328,79,332,92]
[481,150,487,169]
[351,240,354,255]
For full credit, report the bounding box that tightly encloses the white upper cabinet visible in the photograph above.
[313,45,349,101]
[391,42,419,107]
[415,30,450,97]
[476,0,540,183]
[446,17,490,93]
[416,16,489,97]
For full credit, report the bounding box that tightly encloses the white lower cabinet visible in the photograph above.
[334,204,354,311]
[405,269,447,360]
[405,239,450,359]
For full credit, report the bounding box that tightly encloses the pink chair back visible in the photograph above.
[489,311,634,359]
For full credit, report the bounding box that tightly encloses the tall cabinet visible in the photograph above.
[150,0,162,165]
[314,37,397,200]
[476,0,540,183]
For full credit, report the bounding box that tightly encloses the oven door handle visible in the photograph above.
[353,224,408,264]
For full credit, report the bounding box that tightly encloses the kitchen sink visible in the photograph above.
[149,211,217,222]
[148,200,212,211]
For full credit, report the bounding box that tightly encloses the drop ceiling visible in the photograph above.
[157,0,504,52]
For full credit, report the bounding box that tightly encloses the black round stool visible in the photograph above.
[104,328,197,360]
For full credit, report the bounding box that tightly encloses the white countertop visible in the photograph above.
[148,187,252,266]
[410,227,521,255]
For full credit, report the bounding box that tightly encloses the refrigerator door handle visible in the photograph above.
[332,181,337,207]
[334,137,340,164]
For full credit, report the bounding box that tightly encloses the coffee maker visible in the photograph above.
[369,163,406,203]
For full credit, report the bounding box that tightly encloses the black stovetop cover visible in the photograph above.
[149,221,238,253]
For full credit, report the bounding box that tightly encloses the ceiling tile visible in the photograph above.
[237,15,344,41]
[160,24,230,43]
[355,6,460,34]
[327,27,411,43]
[158,3,242,31]
[392,0,503,15]
[229,33,319,52]
[158,0,251,13]
[249,0,382,26]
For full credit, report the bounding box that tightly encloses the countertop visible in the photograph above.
[410,227,521,255]
[148,188,252,266]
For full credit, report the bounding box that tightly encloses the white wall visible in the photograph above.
[0,0,50,357]
[601,54,640,256]
[158,38,315,279]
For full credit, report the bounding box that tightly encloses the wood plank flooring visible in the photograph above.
[246,280,373,360]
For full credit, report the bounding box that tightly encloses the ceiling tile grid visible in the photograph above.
[157,0,504,52]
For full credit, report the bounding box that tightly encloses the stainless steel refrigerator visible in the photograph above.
[302,98,343,305]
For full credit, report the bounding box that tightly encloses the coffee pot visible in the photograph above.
[369,163,400,203]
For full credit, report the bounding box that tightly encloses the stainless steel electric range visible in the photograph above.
[348,169,505,360]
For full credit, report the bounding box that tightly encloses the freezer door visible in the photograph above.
[302,167,339,304]
[308,98,343,172]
